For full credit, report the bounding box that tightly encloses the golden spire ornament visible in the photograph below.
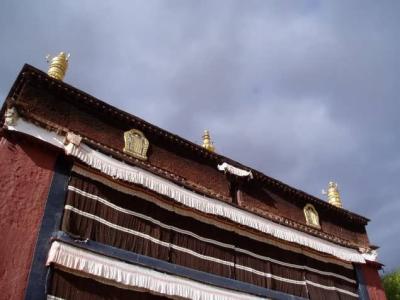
[46,52,70,80]
[202,130,215,152]
[323,181,343,208]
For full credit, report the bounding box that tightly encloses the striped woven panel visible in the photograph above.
[60,172,359,299]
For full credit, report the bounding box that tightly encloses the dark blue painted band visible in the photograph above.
[355,264,370,300]
[53,231,306,300]
[24,156,72,300]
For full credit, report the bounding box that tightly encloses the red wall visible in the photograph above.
[361,262,387,300]
[0,133,56,299]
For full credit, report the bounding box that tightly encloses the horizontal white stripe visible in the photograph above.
[171,243,234,267]
[47,296,64,300]
[7,118,365,263]
[65,205,170,247]
[306,280,359,297]
[235,265,358,297]
[65,205,234,267]
[235,265,306,285]
[68,185,356,284]
[236,264,358,297]
[47,241,265,300]
[65,205,358,296]
[236,247,355,284]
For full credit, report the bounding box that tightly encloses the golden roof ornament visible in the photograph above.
[323,181,343,208]
[202,130,215,152]
[46,52,70,80]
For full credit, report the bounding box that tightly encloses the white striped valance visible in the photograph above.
[72,165,354,269]
[47,241,265,300]
[63,204,358,297]
[67,184,356,284]
[6,117,365,263]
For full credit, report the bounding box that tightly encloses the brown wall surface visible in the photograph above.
[239,183,369,246]
[18,83,232,199]
[0,133,56,300]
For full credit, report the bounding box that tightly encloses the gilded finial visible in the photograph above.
[46,52,70,80]
[323,181,343,208]
[202,130,215,152]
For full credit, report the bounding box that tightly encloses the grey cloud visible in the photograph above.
[1,0,399,270]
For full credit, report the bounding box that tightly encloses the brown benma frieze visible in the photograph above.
[8,111,365,250]
[1,64,370,249]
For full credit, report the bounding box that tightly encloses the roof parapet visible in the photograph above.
[3,64,370,225]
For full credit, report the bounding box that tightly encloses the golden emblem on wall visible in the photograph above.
[123,129,149,160]
[303,204,320,228]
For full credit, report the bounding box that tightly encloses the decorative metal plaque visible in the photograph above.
[303,204,320,228]
[123,129,149,160]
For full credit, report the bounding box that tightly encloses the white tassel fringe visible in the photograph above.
[47,241,264,300]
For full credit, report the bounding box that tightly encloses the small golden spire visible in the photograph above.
[325,181,343,208]
[202,130,215,152]
[46,52,70,80]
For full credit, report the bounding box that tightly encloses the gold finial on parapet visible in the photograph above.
[323,181,343,208]
[46,52,70,80]
[202,130,215,152]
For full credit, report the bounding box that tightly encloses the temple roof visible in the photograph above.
[1,64,369,225]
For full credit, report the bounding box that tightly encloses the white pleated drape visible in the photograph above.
[47,241,265,300]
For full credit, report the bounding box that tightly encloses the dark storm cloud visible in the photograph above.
[1,0,399,270]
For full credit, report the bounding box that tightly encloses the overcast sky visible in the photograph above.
[1,1,399,271]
